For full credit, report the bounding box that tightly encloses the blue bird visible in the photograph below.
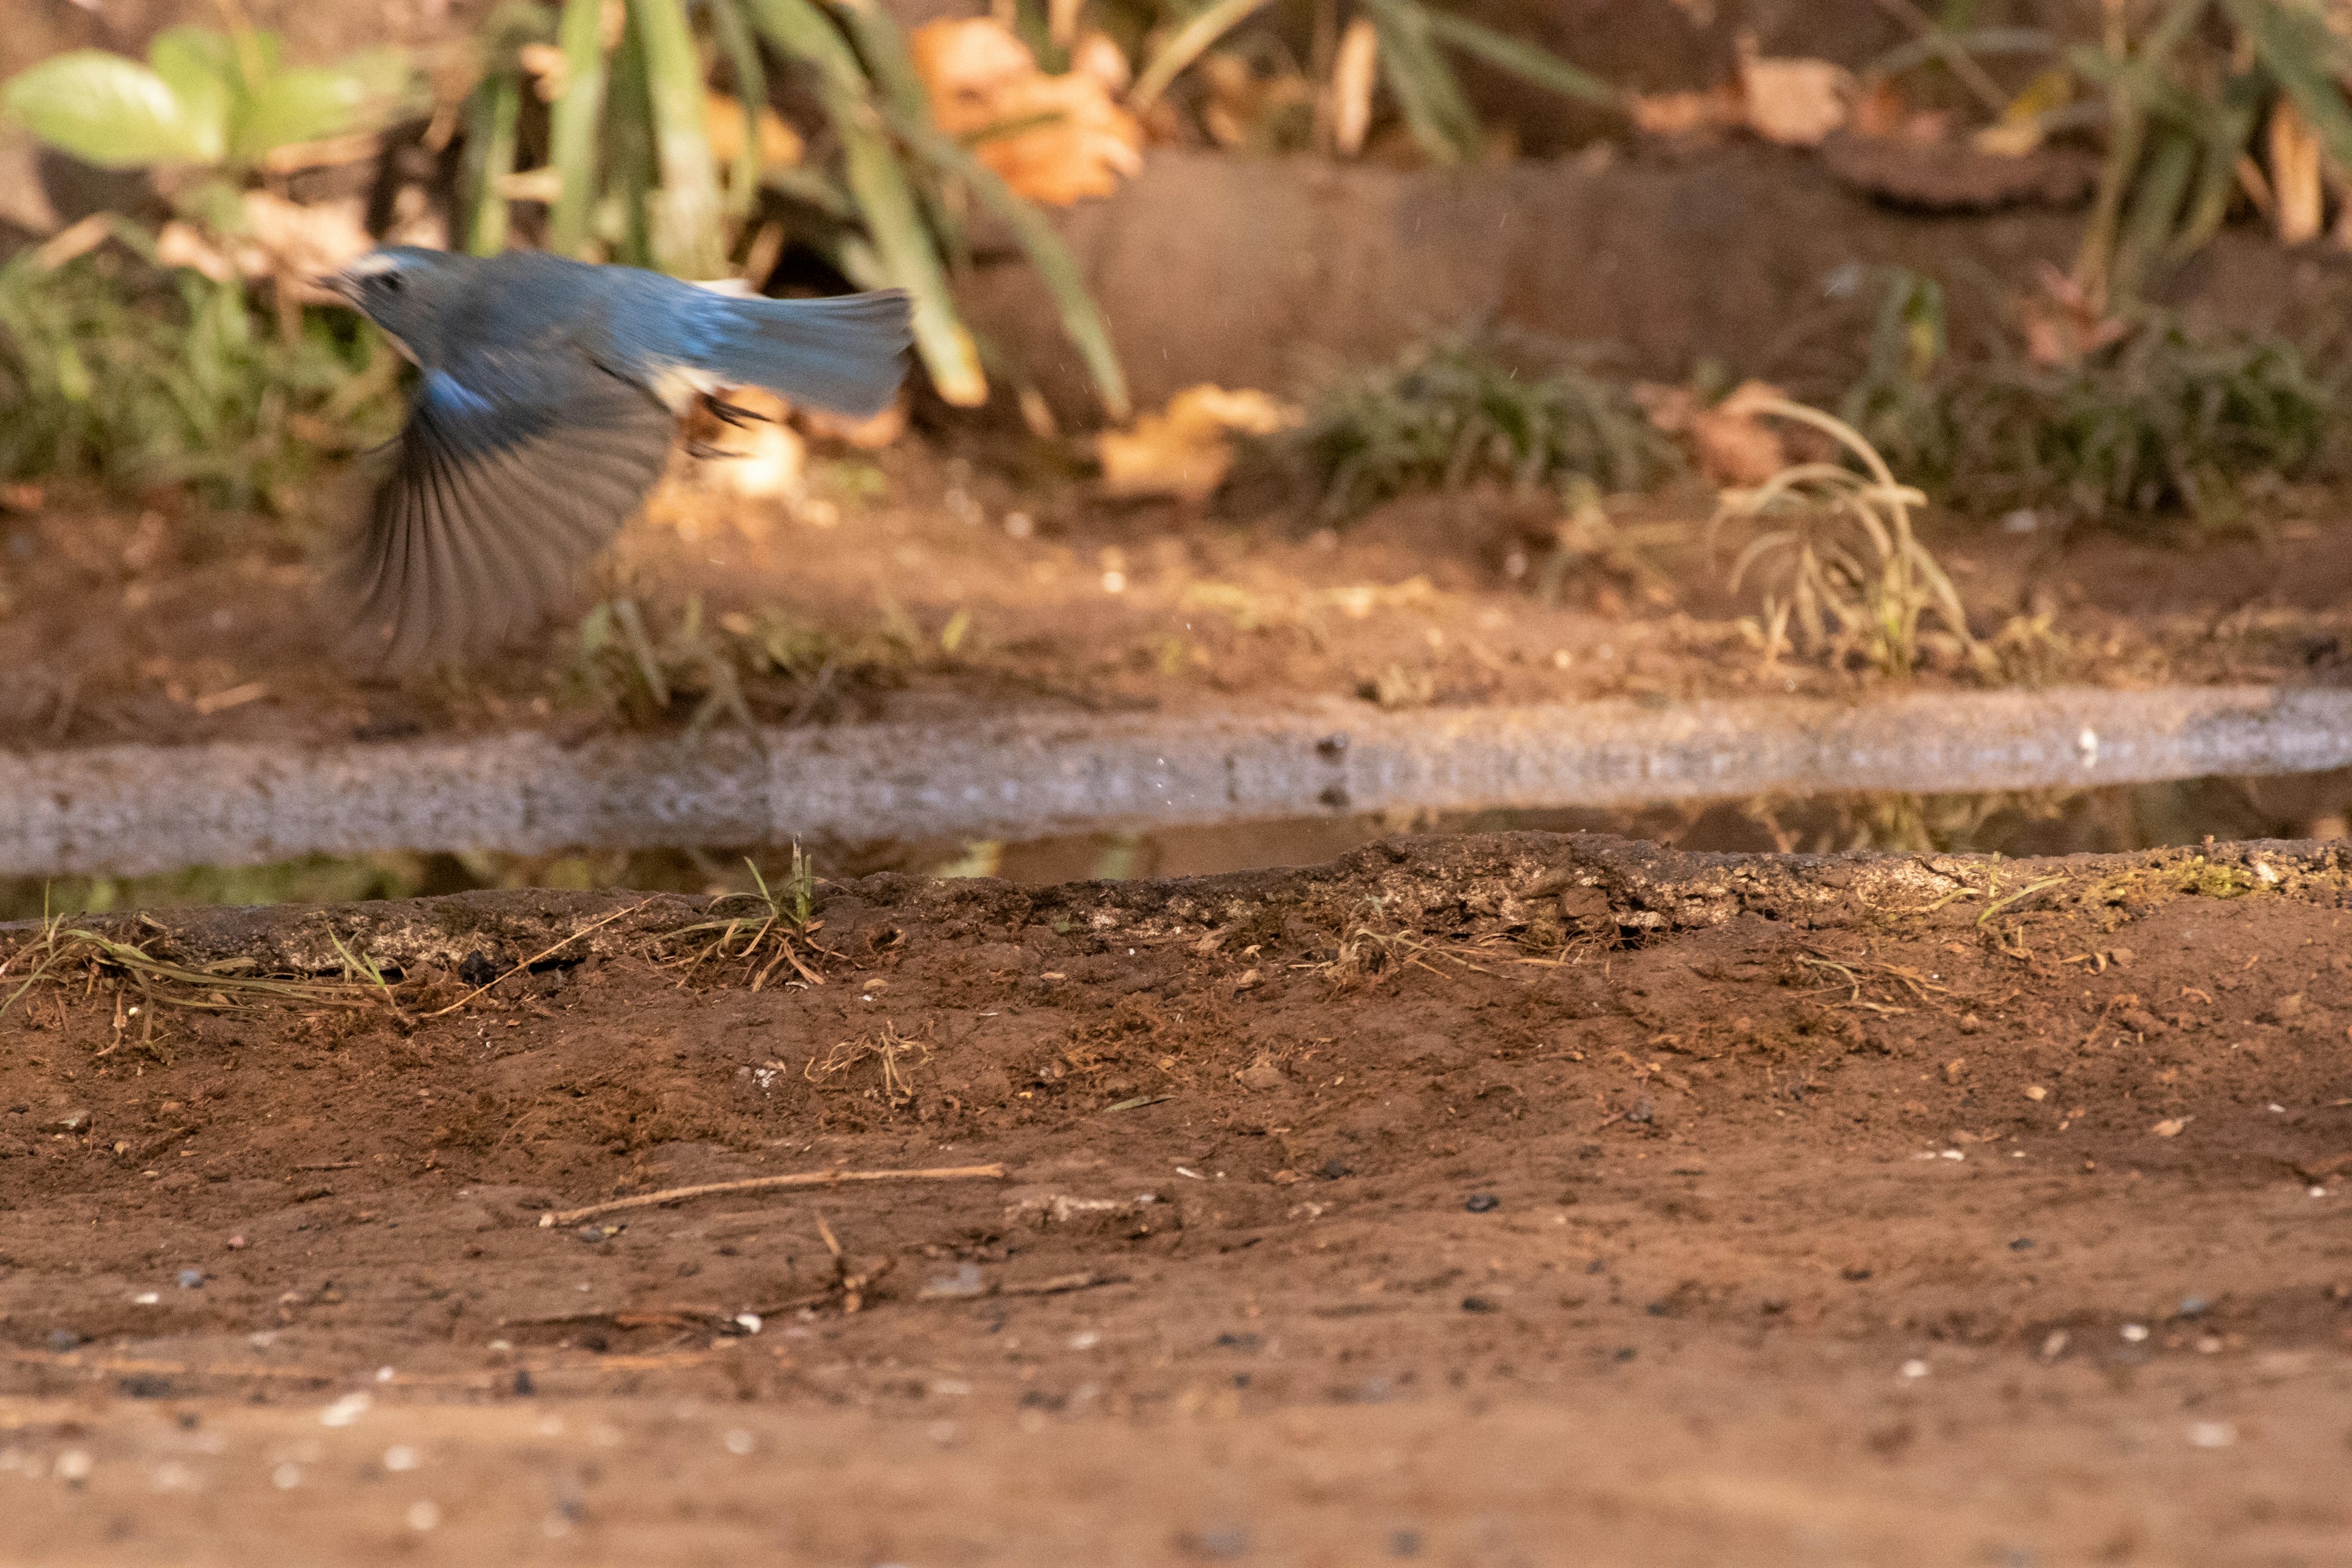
[323,247,911,668]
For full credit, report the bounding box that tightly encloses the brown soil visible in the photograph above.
[6,833,2352,1563]
[6,446,2351,758]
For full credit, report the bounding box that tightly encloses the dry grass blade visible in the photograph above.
[1,914,368,1020]
[1709,398,1974,679]
[538,1163,1006,1227]
[422,899,660,1017]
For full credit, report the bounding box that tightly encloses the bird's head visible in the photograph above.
[322,247,470,358]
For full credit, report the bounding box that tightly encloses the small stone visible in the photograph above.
[54,1450,91,1485]
[44,1111,89,1136]
[1460,1296,1499,1314]
[2008,1237,2034,1251]
[2187,1420,2237,1449]
[1900,1359,1930,1379]
[2120,1323,2149,1343]
[46,1329,81,1352]
[1320,1158,1352,1180]
[1235,1055,1286,1091]
[383,1446,420,1472]
[405,1499,442,1532]
[1463,1194,1499,1213]
[176,1269,205,1290]
[512,1368,536,1396]
[1181,1525,1248,1560]
[2176,1294,2212,1319]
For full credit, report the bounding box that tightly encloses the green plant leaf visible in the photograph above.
[232,66,379,157]
[2223,0,2352,174]
[632,0,729,277]
[709,0,769,223]
[1419,10,1618,107]
[466,71,523,256]
[886,107,1130,419]
[546,0,613,254]
[2,51,224,167]
[1130,0,1273,113]
[146,28,237,154]
[741,0,988,403]
[1359,0,1482,163]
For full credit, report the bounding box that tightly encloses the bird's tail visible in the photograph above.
[690,288,912,417]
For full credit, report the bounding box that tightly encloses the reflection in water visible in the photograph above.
[7,770,2351,921]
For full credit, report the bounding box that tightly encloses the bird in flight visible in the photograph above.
[323,247,910,669]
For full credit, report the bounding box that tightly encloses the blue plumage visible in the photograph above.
[323,247,911,668]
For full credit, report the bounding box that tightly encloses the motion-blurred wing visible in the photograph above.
[341,360,674,669]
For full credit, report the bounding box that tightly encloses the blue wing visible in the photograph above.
[342,360,674,669]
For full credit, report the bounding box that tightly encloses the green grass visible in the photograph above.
[1270,333,1680,521]
[1839,270,2332,535]
[0,246,402,512]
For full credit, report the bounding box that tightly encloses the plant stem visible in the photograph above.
[547,0,614,257]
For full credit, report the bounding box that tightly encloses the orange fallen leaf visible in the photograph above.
[911,18,1142,205]
[1738,45,1853,148]
[1633,379,1790,487]
[1627,85,1745,138]
[1098,385,1300,502]
[706,91,804,172]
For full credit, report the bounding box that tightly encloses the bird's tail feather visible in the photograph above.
[691,289,912,417]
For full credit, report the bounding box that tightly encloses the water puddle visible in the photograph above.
[9,769,2348,922]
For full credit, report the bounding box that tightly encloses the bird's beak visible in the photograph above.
[316,269,361,306]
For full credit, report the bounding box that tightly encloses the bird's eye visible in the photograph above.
[378,273,404,293]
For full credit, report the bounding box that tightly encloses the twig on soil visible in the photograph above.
[423,899,659,1018]
[536,1163,1008,1227]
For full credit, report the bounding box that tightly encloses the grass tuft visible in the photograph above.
[1268,333,1680,521]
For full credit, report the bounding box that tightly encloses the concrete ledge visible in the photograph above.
[4,685,2349,876]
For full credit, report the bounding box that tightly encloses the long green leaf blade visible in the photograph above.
[466,71,522,256]
[837,94,987,404]
[884,106,1129,418]
[2223,0,2352,174]
[1131,0,1273,112]
[546,0,613,256]
[1419,10,1617,107]
[633,0,729,277]
[1359,0,1481,162]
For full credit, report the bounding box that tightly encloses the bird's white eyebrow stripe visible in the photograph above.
[344,252,402,277]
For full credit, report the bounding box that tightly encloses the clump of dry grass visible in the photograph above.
[804,1022,934,1105]
[663,850,829,990]
[1709,398,1975,679]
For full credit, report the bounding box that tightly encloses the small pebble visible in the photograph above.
[2187,1421,2237,1449]
[722,1429,755,1456]
[131,1291,160,1306]
[1900,1359,1929,1379]
[405,1499,442,1532]
[1463,1194,1499,1213]
[383,1446,420,1472]
[1460,1297,1499,1314]
[2177,1295,2211,1319]
[176,1269,205,1290]
[320,1393,371,1428]
[54,1450,91,1484]
[46,1329,80,1352]
[2120,1324,2149,1343]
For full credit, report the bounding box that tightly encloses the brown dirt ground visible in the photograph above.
[5,444,2352,756]
[4,832,2352,1564]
